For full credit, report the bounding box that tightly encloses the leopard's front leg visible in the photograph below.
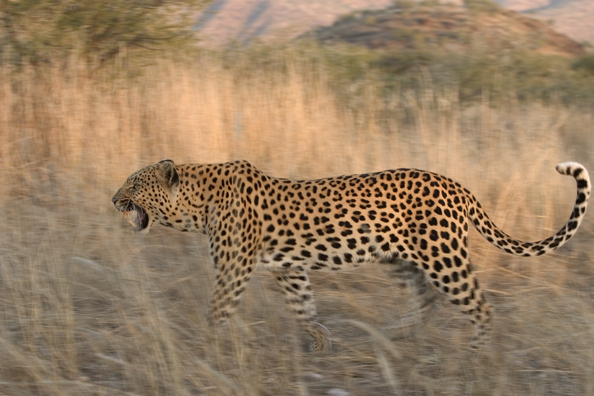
[273,268,332,352]
[208,257,255,324]
[206,203,260,325]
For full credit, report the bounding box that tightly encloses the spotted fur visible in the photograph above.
[112,160,590,351]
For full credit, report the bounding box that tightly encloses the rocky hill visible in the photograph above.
[195,0,593,48]
[311,2,584,57]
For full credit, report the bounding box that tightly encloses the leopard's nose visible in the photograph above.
[112,196,118,205]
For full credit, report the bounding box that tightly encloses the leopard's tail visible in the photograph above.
[469,162,590,257]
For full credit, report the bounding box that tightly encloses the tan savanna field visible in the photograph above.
[1,53,594,395]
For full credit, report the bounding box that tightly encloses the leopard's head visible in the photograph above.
[112,159,180,234]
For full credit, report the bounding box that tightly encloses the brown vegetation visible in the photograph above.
[0,54,593,395]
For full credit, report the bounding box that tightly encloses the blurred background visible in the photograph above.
[1,0,594,395]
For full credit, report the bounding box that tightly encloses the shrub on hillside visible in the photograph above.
[0,0,209,66]
[573,54,594,76]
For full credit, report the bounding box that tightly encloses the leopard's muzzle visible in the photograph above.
[112,198,149,233]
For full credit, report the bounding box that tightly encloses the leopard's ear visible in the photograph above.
[156,159,180,192]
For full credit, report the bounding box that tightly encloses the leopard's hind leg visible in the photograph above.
[382,255,492,348]
[381,256,440,329]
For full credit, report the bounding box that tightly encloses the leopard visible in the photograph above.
[112,159,590,351]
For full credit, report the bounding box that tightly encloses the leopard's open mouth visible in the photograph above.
[119,202,150,233]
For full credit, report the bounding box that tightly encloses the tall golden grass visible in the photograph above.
[0,53,593,395]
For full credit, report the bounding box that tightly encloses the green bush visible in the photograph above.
[393,0,416,9]
[419,0,442,7]
[463,0,502,14]
[255,41,594,107]
[572,54,594,76]
[0,0,209,66]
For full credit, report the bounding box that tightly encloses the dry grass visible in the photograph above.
[0,54,594,395]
